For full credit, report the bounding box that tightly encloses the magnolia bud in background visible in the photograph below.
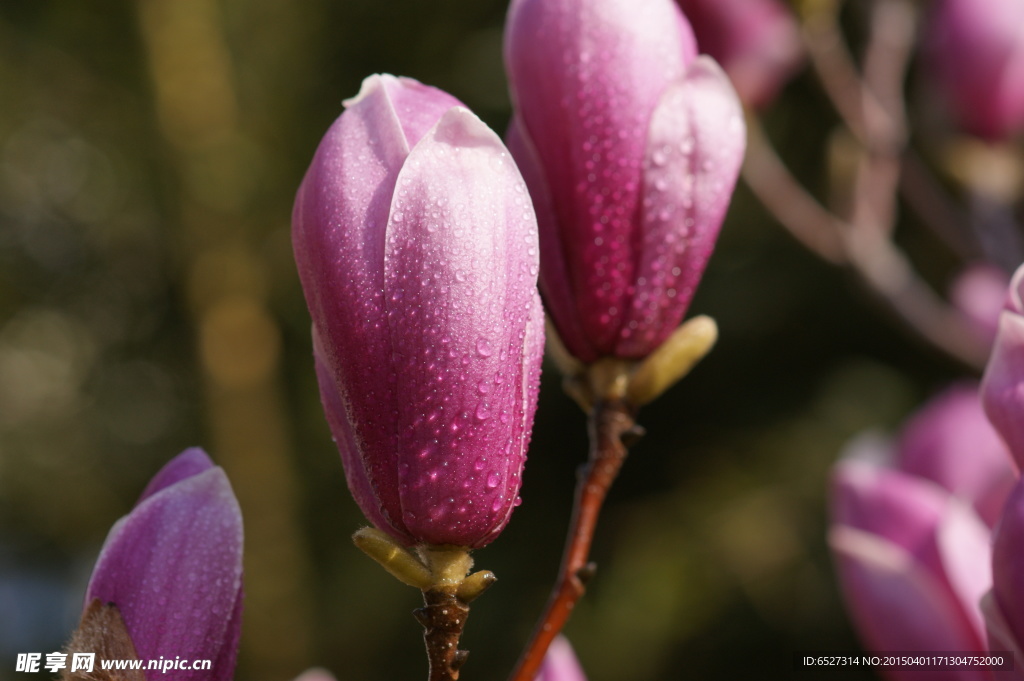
[71,448,244,680]
[675,0,803,109]
[293,74,544,549]
[925,0,1024,140]
[534,636,587,681]
[504,0,745,364]
[950,264,1011,350]
[982,265,1024,470]
[830,386,1014,670]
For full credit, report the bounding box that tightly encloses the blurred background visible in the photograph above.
[0,0,1019,679]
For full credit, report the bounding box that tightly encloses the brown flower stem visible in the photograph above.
[508,398,638,681]
[415,588,472,681]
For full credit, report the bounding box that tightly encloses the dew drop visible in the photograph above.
[476,338,493,357]
[486,472,500,489]
[473,457,486,472]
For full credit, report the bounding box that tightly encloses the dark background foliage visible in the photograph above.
[0,1,976,679]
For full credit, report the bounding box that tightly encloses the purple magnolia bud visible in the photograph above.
[293,75,544,549]
[831,457,992,669]
[504,0,745,363]
[986,477,1024,665]
[84,448,243,680]
[897,383,1014,528]
[982,265,1024,470]
[534,636,587,681]
[925,0,1024,140]
[676,0,803,109]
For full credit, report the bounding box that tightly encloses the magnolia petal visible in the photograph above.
[981,591,1024,678]
[476,290,545,547]
[383,106,541,547]
[619,56,744,358]
[992,477,1024,654]
[982,310,1024,470]
[137,448,213,503]
[830,526,988,678]
[934,498,995,642]
[897,383,1015,527]
[313,331,412,544]
[86,455,243,680]
[373,75,465,149]
[507,116,597,363]
[832,459,950,561]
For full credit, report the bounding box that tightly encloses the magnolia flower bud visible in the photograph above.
[830,386,1014,672]
[74,448,244,680]
[676,0,803,108]
[293,74,544,549]
[925,0,1024,140]
[535,636,587,681]
[505,0,745,364]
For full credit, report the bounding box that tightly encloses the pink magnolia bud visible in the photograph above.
[504,0,745,363]
[293,75,544,549]
[535,636,588,681]
[831,458,993,669]
[982,265,1024,470]
[84,448,244,680]
[925,0,1024,140]
[830,385,1015,671]
[675,0,803,108]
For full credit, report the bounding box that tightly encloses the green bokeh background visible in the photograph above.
[0,1,987,679]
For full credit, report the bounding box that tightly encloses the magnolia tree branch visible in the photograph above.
[742,0,991,370]
[508,398,638,681]
[743,116,990,371]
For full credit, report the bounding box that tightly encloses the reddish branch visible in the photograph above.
[416,589,471,681]
[508,399,638,681]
